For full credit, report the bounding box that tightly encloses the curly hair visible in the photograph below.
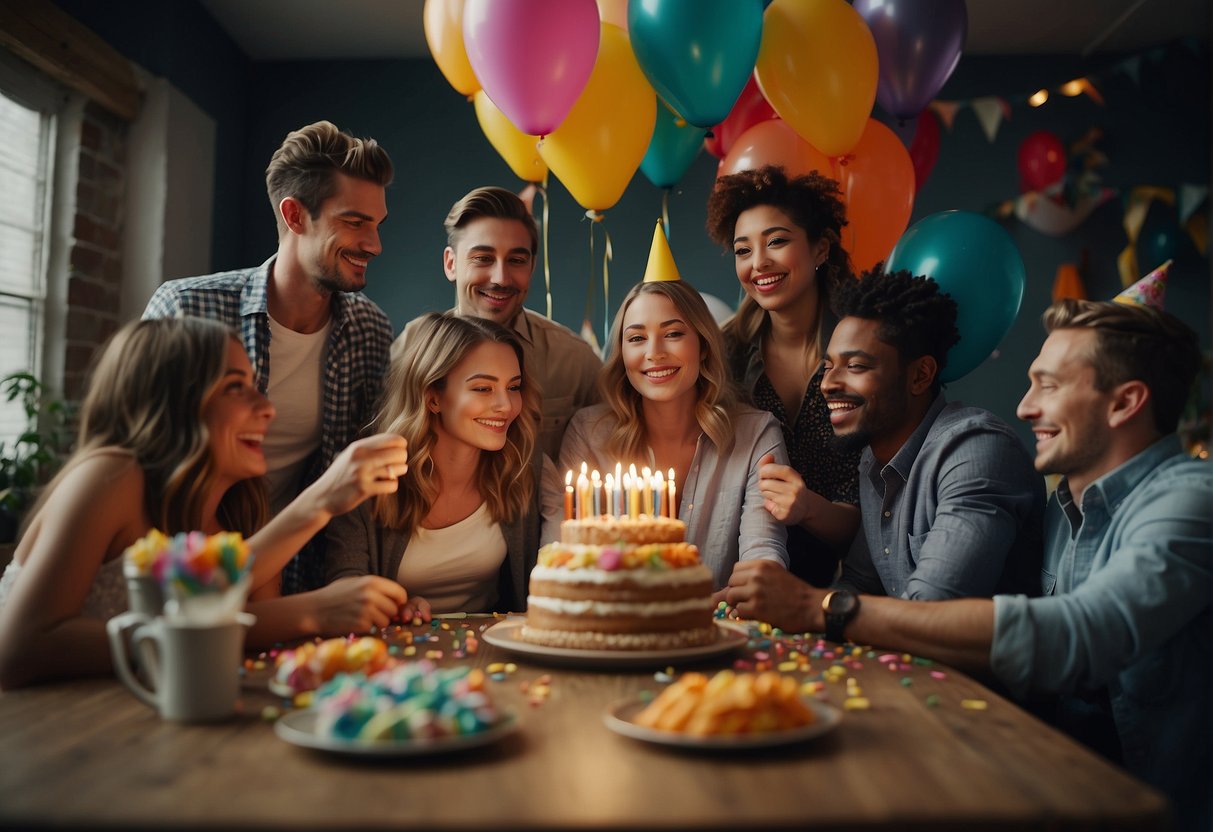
[706,165,854,349]
[30,318,265,537]
[1043,299,1200,434]
[831,268,960,393]
[265,120,393,235]
[599,281,738,459]
[369,313,539,533]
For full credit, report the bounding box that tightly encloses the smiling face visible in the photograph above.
[620,291,703,407]
[293,172,387,294]
[821,317,918,460]
[203,339,276,486]
[429,341,523,454]
[445,216,535,326]
[731,204,829,316]
[1016,328,1114,494]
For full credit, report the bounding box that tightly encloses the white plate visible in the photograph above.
[481,619,748,669]
[274,707,519,757]
[604,697,842,750]
[268,678,298,699]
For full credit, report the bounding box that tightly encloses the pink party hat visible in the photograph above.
[1112,260,1170,310]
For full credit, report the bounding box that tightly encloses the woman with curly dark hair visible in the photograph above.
[706,165,860,586]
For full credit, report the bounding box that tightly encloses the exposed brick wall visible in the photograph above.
[62,101,126,402]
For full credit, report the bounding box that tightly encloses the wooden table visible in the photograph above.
[0,616,1167,830]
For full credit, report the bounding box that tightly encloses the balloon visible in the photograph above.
[886,211,1025,382]
[718,118,832,179]
[539,23,658,211]
[641,103,706,189]
[595,0,628,30]
[1139,204,1182,267]
[463,0,600,136]
[854,0,967,120]
[473,91,548,183]
[706,74,778,161]
[423,0,480,97]
[755,0,878,157]
[839,119,915,273]
[629,0,764,128]
[908,109,941,193]
[1017,131,1066,193]
[1015,183,1116,237]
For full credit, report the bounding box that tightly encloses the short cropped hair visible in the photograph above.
[1043,299,1201,434]
[265,120,393,232]
[444,186,539,255]
[831,269,961,394]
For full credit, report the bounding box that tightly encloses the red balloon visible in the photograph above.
[706,74,778,161]
[908,109,941,193]
[718,118,834,179]
[1017,130,1066,193]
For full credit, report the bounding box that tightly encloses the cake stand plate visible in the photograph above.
[274,708,518,757]
[482,619,748,669]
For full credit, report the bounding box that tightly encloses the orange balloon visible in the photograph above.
[718,118,836,180]
[755,0,877,157]
[423,0,479,97]
[838,119,915,273]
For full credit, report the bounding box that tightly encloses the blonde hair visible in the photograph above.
[599,281,738,460]
[30,318,265,536]
[370,313,539,532]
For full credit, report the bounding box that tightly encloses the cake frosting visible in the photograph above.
[521,517,717,650]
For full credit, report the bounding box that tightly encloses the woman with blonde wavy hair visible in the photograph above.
[0,317,410,689]
[326,313,561,619]
[560,278,789,590]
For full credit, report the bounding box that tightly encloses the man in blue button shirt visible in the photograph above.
[822,269,1044,599]
[724,295,1209,830]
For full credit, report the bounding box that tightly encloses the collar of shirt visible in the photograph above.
[1062,433,1186,524]
[860,393,949,485]
[240,255,274,318]
[511,307,536,348]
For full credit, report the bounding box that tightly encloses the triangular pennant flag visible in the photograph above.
[1178,183,1209,224]
[1052,263,1087,302]
[1185,212,1208,256]
[971,97,1005,142]
[929,100,960,131]
[1121,55,1142,86]
[1116,245,1139,289]
[642,221,681,283]
[1113,260,1170,309]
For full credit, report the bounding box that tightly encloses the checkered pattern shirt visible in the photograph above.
[143,255,392,593]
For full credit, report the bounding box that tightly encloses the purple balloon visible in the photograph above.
[463,0,600,137]
[855,0,967,120]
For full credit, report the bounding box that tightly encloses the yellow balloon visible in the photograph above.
[473,91,548,183]
[755,0,877,157]
[423,0,479,97]
[539,24,656,211]
[595,0,629,31]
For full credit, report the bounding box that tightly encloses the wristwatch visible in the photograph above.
[822,589,860,644]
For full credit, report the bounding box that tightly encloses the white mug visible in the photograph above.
[107,612,255,722]
[124,573,165,617]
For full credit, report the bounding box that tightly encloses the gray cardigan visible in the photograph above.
[325,451,561,612]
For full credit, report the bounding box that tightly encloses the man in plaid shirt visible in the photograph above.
[143,121,393,594]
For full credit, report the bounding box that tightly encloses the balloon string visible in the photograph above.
[536,175,551,319]
[601,223,613,347]
[584,213,596,338]
[661,189,671,238]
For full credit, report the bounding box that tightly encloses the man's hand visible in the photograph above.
[723,560,824,633]
[757,453,812,526]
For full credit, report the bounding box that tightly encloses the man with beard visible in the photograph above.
[391,186,600,460]
[143,121,394,594]
[722,284,1209,830]
[821,269,1043,600]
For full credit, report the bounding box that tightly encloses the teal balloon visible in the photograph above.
[629,0,764,128]
[640,104,706,189]
[886,211,1025,383]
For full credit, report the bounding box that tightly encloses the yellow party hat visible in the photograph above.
[1112,259,1170,310]
[642,221,681,283]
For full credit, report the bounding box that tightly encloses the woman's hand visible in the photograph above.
[399,595,433,625]
[308,576,408,635]
[304,433,409,521]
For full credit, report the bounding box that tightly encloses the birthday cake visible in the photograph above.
[521,515,716,651]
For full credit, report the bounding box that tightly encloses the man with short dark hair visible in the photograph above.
[822,269,1043,600]
[725,281,1210,830]
[144,120,394,594]
[392,186,600,459]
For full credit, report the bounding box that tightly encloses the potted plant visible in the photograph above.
[0,372,70,544]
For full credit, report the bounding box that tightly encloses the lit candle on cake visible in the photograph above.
[577,471,590,520]
[655,469,667,518]
[668,468,677,520]
[564,470,574,520]
[626,468,640,520]
[641,467,652,517]
[591,469,602,517]
[604,472,615,518]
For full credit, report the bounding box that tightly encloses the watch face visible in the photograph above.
[826,590,858,617]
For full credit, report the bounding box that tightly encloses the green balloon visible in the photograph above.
[886,211,1025,382]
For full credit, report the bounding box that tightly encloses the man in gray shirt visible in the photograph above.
[822,270,1043,600]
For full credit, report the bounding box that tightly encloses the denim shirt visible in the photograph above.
[838,395,1045,600]
[992,436,1211,829]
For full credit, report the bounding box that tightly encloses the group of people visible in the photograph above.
[0,121,1205,827]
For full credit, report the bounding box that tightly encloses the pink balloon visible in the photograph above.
[463,0,600,137]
